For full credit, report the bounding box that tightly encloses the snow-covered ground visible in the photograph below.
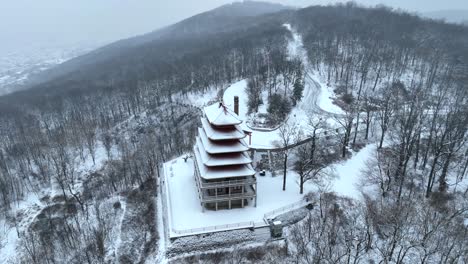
[0,219,19,263]
[75,142,112,176]
[331,144,376,200]
[222,80,248,117]
[0,192,42,264]
[182,87,219,108]
[164,142,375,235]
[164,157,313,235]
[0,142,115,263]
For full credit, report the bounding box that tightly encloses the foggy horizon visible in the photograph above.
[1,0,468,54]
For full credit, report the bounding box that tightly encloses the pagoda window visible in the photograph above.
[217,188,226,195]
[231,186,242,194]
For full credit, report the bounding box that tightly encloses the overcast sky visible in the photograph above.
[1,0,468,53]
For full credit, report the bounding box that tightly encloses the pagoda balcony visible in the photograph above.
[200,186,256,203]
[194,172,257,210]
[197,175,257,189]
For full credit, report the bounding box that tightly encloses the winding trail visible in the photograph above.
[223,24,343,150]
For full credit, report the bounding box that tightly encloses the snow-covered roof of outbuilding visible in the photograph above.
[198,128,249,154]
[204,102,242,126]
[196,137,252,166]
[201,118,245,141]
[194,146,255,179]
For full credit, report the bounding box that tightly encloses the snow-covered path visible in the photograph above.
[223,25,315,149]
[285,23,370,199]
[285,23,344,116]
[285,23,318,130]
[306,72,344,116]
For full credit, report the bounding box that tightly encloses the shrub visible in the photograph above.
[268,94,291,123]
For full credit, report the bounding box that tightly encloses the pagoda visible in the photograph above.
[193,101,257,211]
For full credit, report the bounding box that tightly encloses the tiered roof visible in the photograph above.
[198,128,249,154]
[195,137,252,166]
[194,145,255,180]
[194,102,255,180]
[201,118,245,140]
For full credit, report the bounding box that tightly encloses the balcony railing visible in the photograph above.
[200,186,256,203]
[200,177,256,189]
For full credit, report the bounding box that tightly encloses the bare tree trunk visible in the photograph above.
[438,151,454,193]
[300,172,304,194]
[426,154,439,197]
[283,152,288,191]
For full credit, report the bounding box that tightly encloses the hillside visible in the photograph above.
[19,1,292,92]
[424,9,468,24]
[0,2,467,263]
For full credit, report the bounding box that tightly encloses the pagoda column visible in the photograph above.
[255,182,257,207]
[241,185,244,208]
[228,187,231,209]
[215,188,218,211]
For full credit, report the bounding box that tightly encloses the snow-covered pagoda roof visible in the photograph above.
[195,137,252,166]
[204,103,242,126]
[201,118,245,141]
[198,128,249,154]
[194,145,255,179]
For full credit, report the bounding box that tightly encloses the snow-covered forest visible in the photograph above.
[0,2,467,263]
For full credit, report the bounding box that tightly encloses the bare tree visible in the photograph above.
[102,133,113,160]
[293,118,332,194]
[276,121,300,191]
[375,82,399,149]
[361,147,396,198]
[334,107,355,158]
[246,77,263,114]
[289,193,368,264]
